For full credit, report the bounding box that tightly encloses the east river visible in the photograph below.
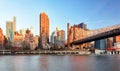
[0,55,120,71]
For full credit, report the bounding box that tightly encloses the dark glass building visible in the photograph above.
[94,39,106,50]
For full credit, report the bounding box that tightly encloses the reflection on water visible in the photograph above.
[0,55,120,71]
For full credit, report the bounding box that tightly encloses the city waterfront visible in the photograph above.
[0,0,120,71]
[0,55,120,71]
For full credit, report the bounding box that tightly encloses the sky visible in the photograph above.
[0,0,120,39]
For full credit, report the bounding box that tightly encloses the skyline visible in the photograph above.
[0,0,120,37]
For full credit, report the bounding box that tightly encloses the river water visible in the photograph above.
[0,55,120,71]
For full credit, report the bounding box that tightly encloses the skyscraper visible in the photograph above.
[56,30,65,47]
[40,12,49,49]
[6,21,13,41]
[13,16,16,32]
[6,16,16,41]
[0,28,5,49]
[51,27,65,47]
[94,39,106,50]
[25,29,36,50]
[51,31,57,44]
[30,26,34,34]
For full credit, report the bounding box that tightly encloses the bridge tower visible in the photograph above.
[67,23,70,48]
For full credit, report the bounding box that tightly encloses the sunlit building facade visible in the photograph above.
[51,27,65,47]
[25,29,36,50]
[0,28,5,49]
[20,29,26,38]
[6,16,16,41]
[67,23,90,49]
[40,12,49,49]
[56,30,65,47]
[13,31,23,50]
[34,35,39,48]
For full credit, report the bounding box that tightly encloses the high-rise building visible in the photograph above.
[20,29,26,38]
[25,29,36,50]
[56,30,65,47]
[6,16,16,41]
[40,12,49,49]
[57,30,65,41]
[0,28,5,49]
[13,16,16,32]
[51,27,61,44]
[30,26,34,34]
[51,27,65,47]
[6,21,13,41]
[34,35,39,48]
[51,31,57,44]
[94,39,106,50]
[13,31,23,50]
[106,37,113,48]
[78,22,87,30]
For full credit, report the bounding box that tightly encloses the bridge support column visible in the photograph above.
[67,23,70,48]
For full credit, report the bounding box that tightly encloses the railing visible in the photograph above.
[88,24,120,38]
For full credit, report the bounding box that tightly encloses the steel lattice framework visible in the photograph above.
[69,24,120,46]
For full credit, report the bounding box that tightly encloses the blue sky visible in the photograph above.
[0,0,120,39]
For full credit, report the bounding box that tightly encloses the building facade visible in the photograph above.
[20,29,26,38]
[51,27,60,44]
[51,31,57,44]
[106,37,113,48]
[30,26,34,34]
[56,30,65,47]
[6,16,16,41]
[114,35,120,42]
[51,27,65,47]
[94,39,106,50]
[40,12,49,49]
[25,29,36,50]
[13,31,23,50]
[67,23,90,49]
[34,35,39,48]
[0,28,4,49]
[113,35,120,49]
[13,16,16,33]
[6,21,13,41]
[78,22,87,30]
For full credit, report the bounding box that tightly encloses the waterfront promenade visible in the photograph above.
[1,49,120,55]
[0,50,91,55]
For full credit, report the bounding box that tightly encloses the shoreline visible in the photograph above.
[0,50,91,55]
[0,50,120,55]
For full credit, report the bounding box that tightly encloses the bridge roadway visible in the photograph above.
[70,26,120,45]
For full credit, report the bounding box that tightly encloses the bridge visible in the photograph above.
[67,24,120,46]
